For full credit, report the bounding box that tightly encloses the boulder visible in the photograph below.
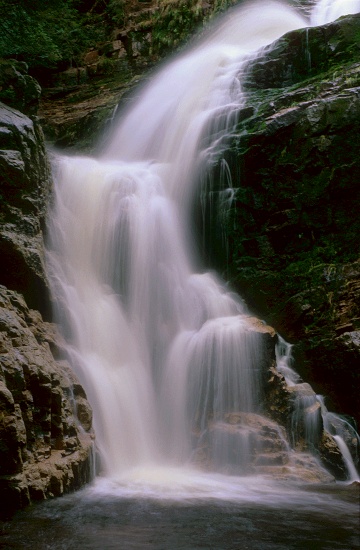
[317,431,348,481]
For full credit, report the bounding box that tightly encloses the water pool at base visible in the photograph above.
[1,474,359,549]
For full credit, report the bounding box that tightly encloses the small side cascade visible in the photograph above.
[199,157,236,268]
[217,160,236,268]
[275,337,360,481]
[318,397,360,482]
[305,27,311,69]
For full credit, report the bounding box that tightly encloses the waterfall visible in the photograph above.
[47,0,359,485]
[318,397,360,481]
[311,0,360,25]
[276,338,360,480]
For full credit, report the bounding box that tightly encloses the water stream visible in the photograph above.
[22,0,360,547]
[48,0,302,481]
[46,0,360,486]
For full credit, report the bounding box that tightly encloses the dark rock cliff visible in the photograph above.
[0,62,94,518]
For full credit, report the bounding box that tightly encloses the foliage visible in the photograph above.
[212,0,238,14]
[152,0,204,55]
[0,0,257,73]
[105,0,126,27]
[0,0,107,70]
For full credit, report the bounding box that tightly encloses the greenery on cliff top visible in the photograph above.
[0,0,242,72]
[0,0,118,70]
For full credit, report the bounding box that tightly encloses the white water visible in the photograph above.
[311,0,360,24]
[276,338,360,481]
[333,436,359,481]
[47,0,360,495]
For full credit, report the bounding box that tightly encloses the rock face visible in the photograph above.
[0,287,93,518]
[201,14,360,429]
[0,63,94,517]
[0,100,50,316]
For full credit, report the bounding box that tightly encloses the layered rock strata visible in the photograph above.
[0,65,94,517]
[0,287,93,518]
[0,99,50,316]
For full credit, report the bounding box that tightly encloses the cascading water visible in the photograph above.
[310,0,360,24]
[47,0,360,492]
[275,338,360,481]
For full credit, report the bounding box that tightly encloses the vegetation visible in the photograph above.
[0,0,114,71]
[152,0,203,54]
[151,0,242,56]
[0,0,250,75]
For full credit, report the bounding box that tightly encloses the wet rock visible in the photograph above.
[0,102,51,315]
[244,13,360,89]
[192,412,288,473]
[318,431,348,481]
[192,411,334,483]
[0,287,94,518]
[76,396,93,432]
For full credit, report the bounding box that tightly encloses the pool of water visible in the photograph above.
[1,474,359,549]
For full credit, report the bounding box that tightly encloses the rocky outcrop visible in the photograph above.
[202,14,360,429]
[38,75,146,153]
[0,60,41,117]
[0,287,94,518]
[192,411,334,483]
[0,64,94,517]
[0,100,51,316]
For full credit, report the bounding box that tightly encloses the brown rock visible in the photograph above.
[318,431,348,481]
[191,411,334,483]
[76,396,93,432]
[0,287,94,517]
